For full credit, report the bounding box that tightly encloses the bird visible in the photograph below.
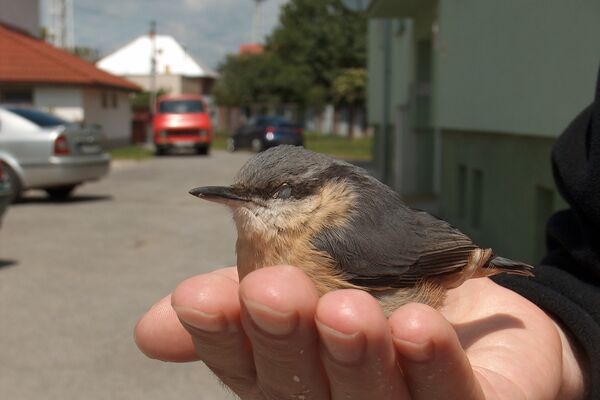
[189,145,533,315]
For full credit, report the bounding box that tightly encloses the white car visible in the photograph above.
[0,107,110,201]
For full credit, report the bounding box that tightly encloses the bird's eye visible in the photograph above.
[273,183,292,199]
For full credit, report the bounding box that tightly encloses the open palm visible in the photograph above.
[135,266,584,399]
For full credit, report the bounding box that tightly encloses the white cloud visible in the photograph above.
[69,0,289,68]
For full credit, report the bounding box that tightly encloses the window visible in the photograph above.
[471,169,483,229]
[1,88,33,104]
[101,92,109,109]
[6,107,68,127]
[457,164,467,219]
[111,93,118,108]
[158,99,204,114]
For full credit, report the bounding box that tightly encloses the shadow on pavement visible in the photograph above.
[15,194,114,206]
[0,259,18,270]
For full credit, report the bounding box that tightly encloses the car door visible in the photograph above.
[0,109,52,166]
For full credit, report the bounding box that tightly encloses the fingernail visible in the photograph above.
[392,337,434,363]
[243,298,298,336]
[173,306,228,333]
[315,320,365,364]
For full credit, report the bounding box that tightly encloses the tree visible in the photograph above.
[267,0,367,94]
[332,68,367,138]
[213,0,368,125]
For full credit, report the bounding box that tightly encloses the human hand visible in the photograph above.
[135,266,586,399]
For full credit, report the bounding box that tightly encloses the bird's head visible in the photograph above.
[189,146,363,239]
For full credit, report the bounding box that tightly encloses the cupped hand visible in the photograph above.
[135,266,585,399]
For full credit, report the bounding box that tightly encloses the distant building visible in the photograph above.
[97,35,217,96]
[366,0,600,263]
[0,24,141,147]
[0,0,39,37]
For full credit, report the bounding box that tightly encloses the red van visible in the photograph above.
[153,94,212,155]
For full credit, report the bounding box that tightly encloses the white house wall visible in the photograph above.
[82,88,131,146]
[123,75,182,95]
[34,87,84,122]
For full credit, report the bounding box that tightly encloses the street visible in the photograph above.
[0,151,254,399]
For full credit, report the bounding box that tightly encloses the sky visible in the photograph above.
[43,0,289,70]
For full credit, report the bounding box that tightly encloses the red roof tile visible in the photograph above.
[0,24,141,91]
[239,43,265,55]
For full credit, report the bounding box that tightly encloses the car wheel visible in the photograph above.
[196,145,210,156]
[3,162,22,203]
[155,146,167,156]
[226,138,236,152]
[45,185,76,201]
[251,138,263,152]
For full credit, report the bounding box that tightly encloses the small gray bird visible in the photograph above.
[190,145,532,314]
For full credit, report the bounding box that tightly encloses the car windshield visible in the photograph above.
[257,117,295,127]
[158,100,204,114]
[7,108,69,127]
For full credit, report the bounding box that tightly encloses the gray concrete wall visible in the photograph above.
[0,0,39,36]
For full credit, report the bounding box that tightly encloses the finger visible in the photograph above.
[389,303,485,400]
[133,267,239,362]
[239,265,329,400]
[134,294,197,362]
[172,271,258,397]
[315,290,411,400]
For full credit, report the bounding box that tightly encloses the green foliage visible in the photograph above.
[70,46,101,63]
[304,132,372,160]
[332,68,367,106]
[109,146,154,160]
[268,0,367,89]
[213,0,367,108]
[130,89,168,110]
[213,53,313,107]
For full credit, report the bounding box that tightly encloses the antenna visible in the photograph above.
[252,0,267,43]
[47,0,75,48]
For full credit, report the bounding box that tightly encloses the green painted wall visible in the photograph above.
[366,0,597,261]
[435,0,600,137]
[441,130,567,264]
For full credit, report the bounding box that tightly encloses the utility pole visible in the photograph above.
[148,20,157,144]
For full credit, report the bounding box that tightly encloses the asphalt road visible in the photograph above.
[0,151,255,399]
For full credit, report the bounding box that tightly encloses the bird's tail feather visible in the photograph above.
[487,256,534,277]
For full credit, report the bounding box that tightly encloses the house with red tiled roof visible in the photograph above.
[0,22,141,146]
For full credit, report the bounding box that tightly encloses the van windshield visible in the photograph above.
[158,100,204,114]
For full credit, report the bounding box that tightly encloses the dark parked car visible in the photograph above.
[227,116,304,153]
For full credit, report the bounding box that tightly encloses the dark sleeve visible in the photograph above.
[495,209,600,399]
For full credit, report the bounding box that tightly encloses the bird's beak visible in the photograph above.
[189,186,249,206]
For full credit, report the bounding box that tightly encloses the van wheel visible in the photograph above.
[196,145,210,155]
[3,162,22,203]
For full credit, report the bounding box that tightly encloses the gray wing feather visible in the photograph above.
[312,175,476,288]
